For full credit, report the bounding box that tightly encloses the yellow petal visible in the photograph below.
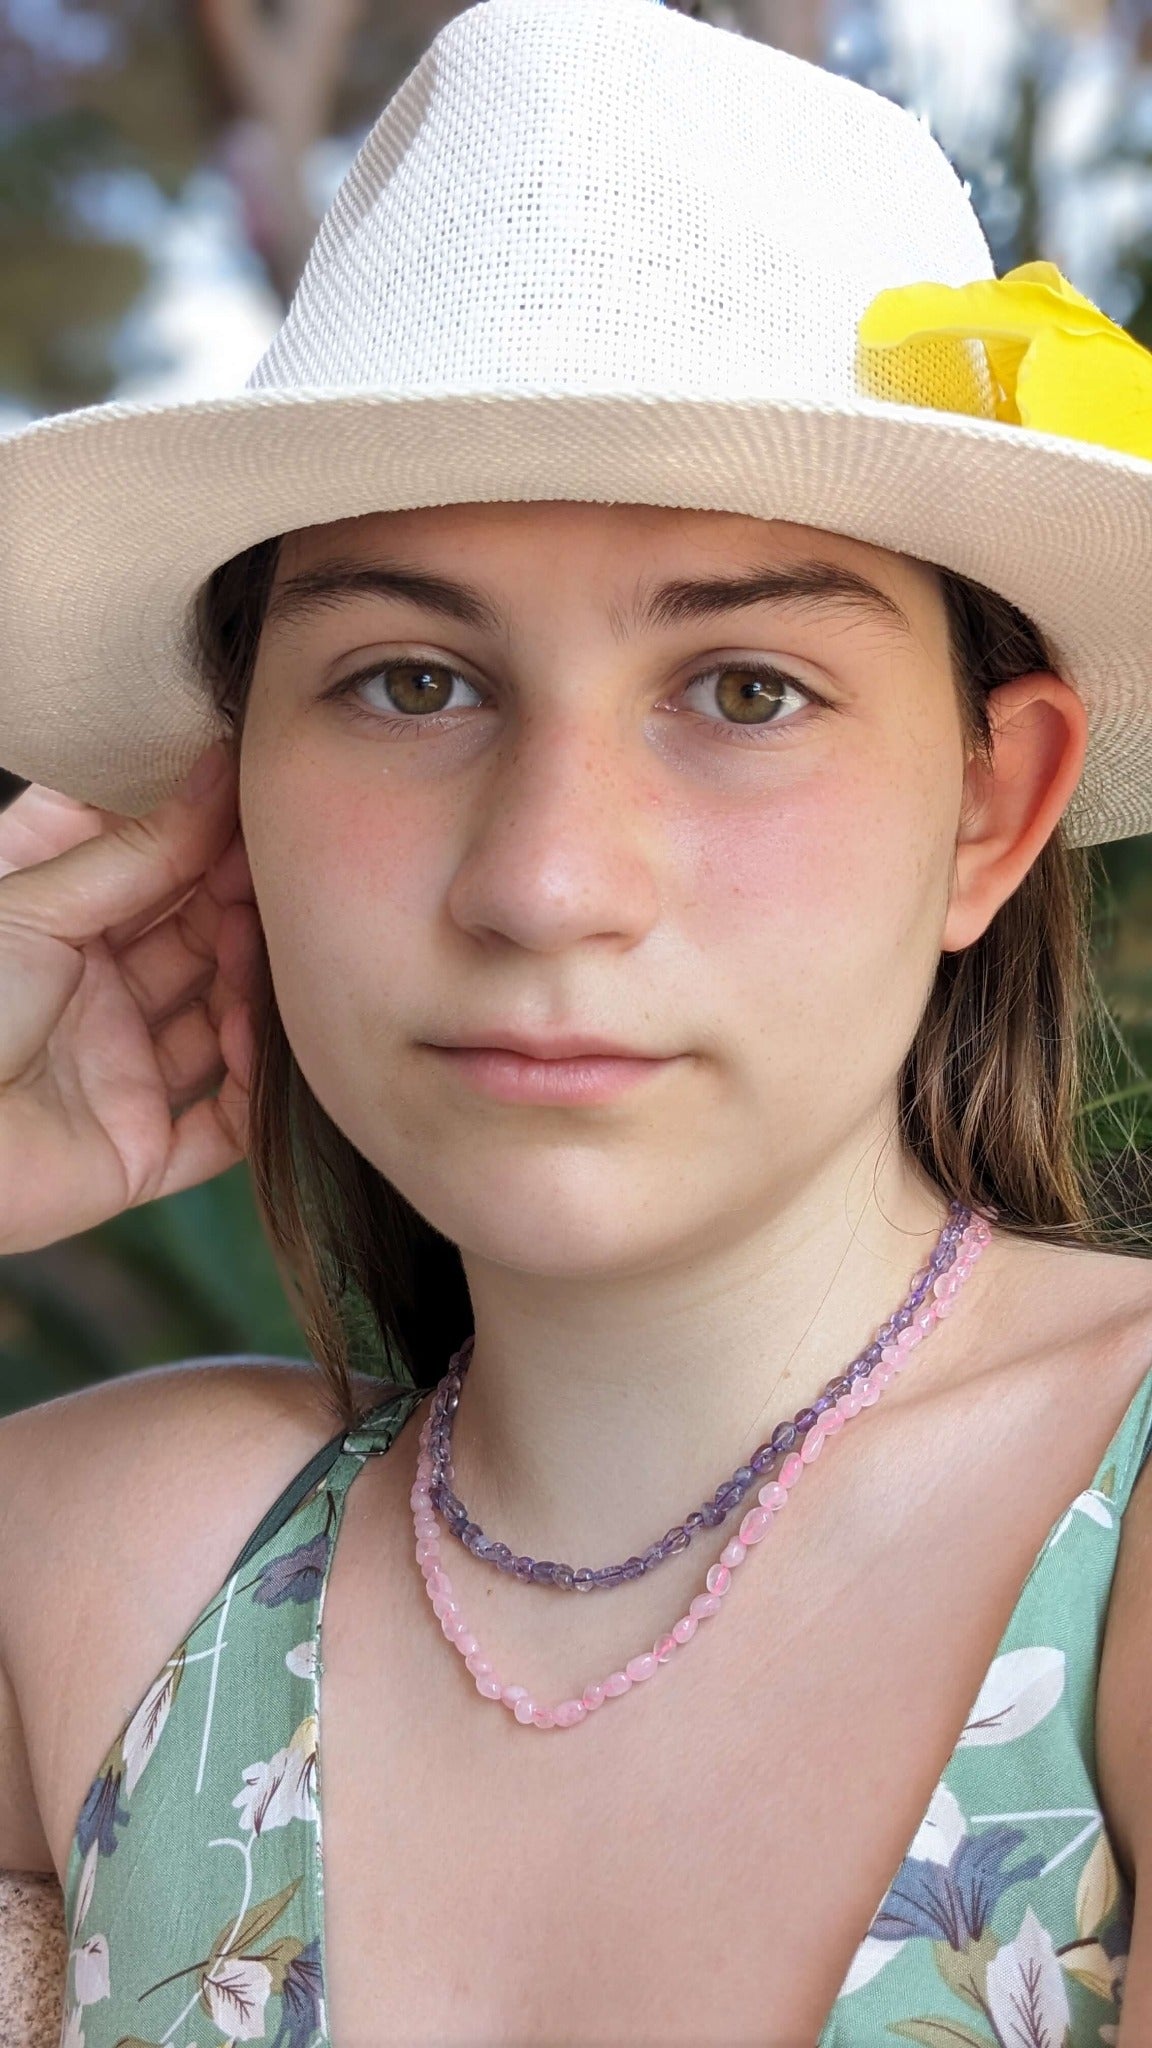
[857,261,1152,458]
[1015,321,1152,458]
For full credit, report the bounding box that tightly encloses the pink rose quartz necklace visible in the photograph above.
[410,1199,990,1730]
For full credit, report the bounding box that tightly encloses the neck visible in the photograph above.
[442,1137,974,1566]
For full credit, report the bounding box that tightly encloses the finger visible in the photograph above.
[151,1000,229,1107]
[105,823,254,957]
[209,902,268,1028]
[0,745,237,951]
[114,905,217,1029]
[138,1086,250,1205]
[0,784,107,880]
[219,998,256,1098]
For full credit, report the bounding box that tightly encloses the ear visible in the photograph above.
[941,672,1089,953]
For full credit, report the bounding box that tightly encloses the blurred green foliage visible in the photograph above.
[0,1167,309,1417]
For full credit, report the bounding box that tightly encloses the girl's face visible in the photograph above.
[237,499,1014,1275]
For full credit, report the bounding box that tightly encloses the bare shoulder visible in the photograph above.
[0,1355,389,1880]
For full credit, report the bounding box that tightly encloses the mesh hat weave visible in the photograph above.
[2,0,1151,842]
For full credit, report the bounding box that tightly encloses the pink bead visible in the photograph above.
[465,1652,493,1677]
[531,1707,557,1729]
[513,1697,537,1723]
[475,1674,503,1700]
[757,1482,787,1512]
[822,1409,845,1434]
[501,1683,530,1706]
[455,1631,480,1657]
[554,1699,588,1726]
[739,1506,773,1545]
[583,1682,606,1710]
[895,1326,921,1350]
[934,1295,954,1318]
[779,1453,804,1488]
[880,1342,902,1364]
[720,1538,747,1568]
[415,1541,439,1566]
[446,1615,470,1642]
[837,1392,863,1418]
[430,1595,458,1621]
[914,1306,936,1335]
[626,1653,658,1682]
[672,1614,698,1644]
[872,1366,893,1391]
[603,1670,633,1696]
[706,1563,731,1595]
[800,1426,825,1463]
[689,1592,722,1620]
[428,1567,452,1597]
[932,1274,957,1300]
[654,1633,679,1663]
[858,1379,881,1407]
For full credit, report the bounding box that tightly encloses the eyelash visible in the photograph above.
[323,655,825,746]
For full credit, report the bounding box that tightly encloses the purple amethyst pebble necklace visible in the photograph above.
[410,1198,990,1730]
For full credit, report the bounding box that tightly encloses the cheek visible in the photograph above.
[671,765,951,1068]
[240,756,442,1054]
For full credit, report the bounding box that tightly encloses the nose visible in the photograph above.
[443,704,663,956]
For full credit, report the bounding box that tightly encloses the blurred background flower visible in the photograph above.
[2,0,1150,1413]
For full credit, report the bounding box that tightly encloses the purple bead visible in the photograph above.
[553,1565,576,1589]
[642,1543,663,1566]
[573,1569,596,1592]
[531,1560,558,1583]
[621,1557,645,1580]
[827,1377,853,1398]
[514,1556,535,1580]
[811,1394,835,1415]
[795,1408,818,1433]
[733,1466,754,1486]
[490,1543,512,1565]
[662,1526,691,1553]
[714,1482,744,1513]
[684,1511,707,1530]
[771,1422,798,1453]
[701,1503,725,1528]
[750,1446,775,1473]
[594,1565,626,1585]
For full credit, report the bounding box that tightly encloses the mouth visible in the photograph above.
[424,1042,680,1105]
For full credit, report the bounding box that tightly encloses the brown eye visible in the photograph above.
[382,662,457,715]
[713,667,790,725]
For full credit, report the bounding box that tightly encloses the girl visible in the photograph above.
[1,3,1151,2043]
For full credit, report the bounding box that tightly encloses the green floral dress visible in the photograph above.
[59,1365,1152,2048]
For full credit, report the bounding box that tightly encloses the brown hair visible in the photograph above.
[194,529,1151,1433]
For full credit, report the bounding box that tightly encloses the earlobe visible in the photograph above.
[941,671,1089,953]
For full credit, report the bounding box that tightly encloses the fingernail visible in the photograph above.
[180,741,229,800]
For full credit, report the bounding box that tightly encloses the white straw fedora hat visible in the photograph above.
[3,0,1152,844]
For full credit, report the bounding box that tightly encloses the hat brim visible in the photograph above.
[3,383,1150,844]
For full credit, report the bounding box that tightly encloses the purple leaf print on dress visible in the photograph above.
[268,1937,325,2048]
[252,1532,329,1606]
[871,1827,1045,1948]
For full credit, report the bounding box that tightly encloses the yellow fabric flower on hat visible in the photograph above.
[857,258,1152,461]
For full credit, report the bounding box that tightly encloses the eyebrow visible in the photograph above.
[263,552,912,642]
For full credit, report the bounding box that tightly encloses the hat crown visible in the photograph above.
[247,0,996,413]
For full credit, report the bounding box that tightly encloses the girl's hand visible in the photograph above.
[0,741,268,1255]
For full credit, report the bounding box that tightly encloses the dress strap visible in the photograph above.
[223,1380,425,1578]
